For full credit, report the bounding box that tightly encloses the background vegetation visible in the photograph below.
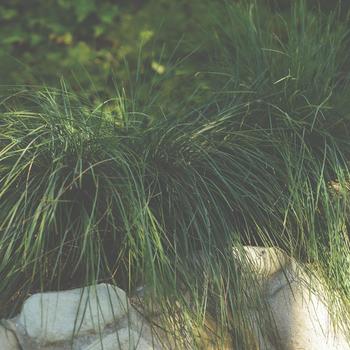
[0,0,214,106]
[1,0,349,106]
[1,0,350,348]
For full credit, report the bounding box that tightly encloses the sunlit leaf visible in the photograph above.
[139,30,154,44]
[151,61,165,74]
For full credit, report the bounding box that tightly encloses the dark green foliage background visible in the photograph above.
[0,0,348,103]
[0,0,214,101]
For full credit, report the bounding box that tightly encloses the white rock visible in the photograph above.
[241,246,350,350]
[83,328,154,350]
[267,276,350,350]
[17,283,129,344]
[128,307,164,345]
[233,245,292,278]
[0,324,20,350]
[5,247,349,350]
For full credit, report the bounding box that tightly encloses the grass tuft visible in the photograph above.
[1,1,350,347]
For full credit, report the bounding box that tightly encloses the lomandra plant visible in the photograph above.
[1,0,350,348]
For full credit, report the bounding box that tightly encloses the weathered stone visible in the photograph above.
[0,324,20,350]
[83,328,154,350]
[124,307,163,347]
[267,277,350,350]
[241,246,350,350]
[17,283,128,345]
[233,246,292,278]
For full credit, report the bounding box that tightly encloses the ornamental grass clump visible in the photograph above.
[1,0,350,348]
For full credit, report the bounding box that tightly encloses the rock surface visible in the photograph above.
[17,283,128,344]
[83,327,154,350]
[0,324,20,350]
[239,246,350,350]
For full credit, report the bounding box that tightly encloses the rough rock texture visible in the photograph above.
[0,324,20,350]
